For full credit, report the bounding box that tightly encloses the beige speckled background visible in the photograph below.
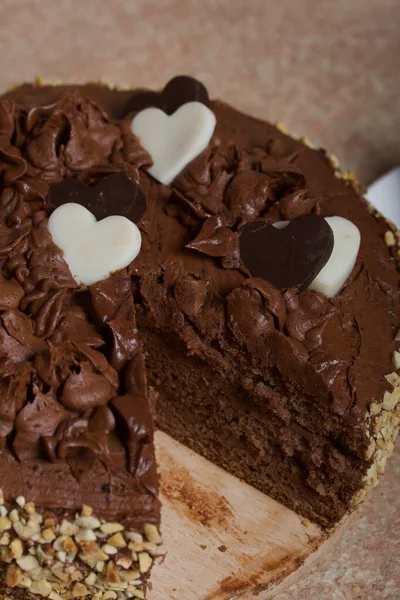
[1,1,399,598]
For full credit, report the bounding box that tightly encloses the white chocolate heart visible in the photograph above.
[274,216,360,297]
[48,203,142,287]
[131,101,216,185]
[309,216,360,297]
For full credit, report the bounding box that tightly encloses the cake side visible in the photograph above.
[0,88,161,599]
[0,495,161,600]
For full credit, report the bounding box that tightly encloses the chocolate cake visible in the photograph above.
[0,77,399,599]
[0,87,161,600]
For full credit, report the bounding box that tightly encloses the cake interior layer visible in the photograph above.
[140,325,367,528]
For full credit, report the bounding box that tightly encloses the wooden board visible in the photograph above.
[148,431,339,600]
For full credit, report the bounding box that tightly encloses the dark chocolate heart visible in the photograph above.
[239,214,334,291]
[126,75,210,116]
[47,174,147,224]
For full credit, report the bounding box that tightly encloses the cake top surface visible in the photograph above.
[0,80,399,519]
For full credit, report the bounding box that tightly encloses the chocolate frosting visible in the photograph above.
[1,81,399,527]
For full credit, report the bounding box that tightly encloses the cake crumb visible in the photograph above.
[275,121,288,134]
[199,544,207,550]
[393,350,400,370]
[218,545,227,552]
[384,230,396,246]
[299,136,315,149]
[81,504,93,517]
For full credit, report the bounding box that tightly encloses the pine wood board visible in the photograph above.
[148,431,341,600]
